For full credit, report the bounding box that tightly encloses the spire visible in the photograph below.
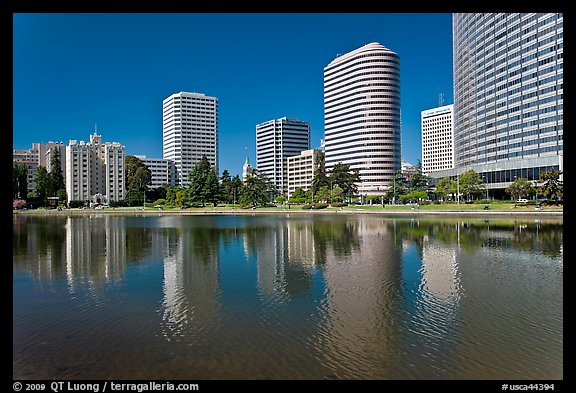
[244,156,251,166]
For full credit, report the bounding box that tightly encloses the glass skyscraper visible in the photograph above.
[440,13,563,193]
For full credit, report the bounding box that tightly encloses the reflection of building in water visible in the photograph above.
[162,227,220,335]
[420,235,460,303]
[286,220,317,267]
[318,219,403,378]
[65,216,126,291]
[255,224,286,297]
[252,220,316,299]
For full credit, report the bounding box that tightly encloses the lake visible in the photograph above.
[13,213,563,380]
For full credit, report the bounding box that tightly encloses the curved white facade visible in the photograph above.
[324,42,401,195]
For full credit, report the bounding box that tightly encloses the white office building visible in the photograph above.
[421,104,454,174]
[286,149,322,198]
[135,156,176,189]
[162,91,218,186]
[256,117,310,196]
[65,132,125,202]
[324,42,401,196]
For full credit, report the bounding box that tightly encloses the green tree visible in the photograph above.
[388,170,406,204]
[434,176,453,202]
[239,169,274,208]
[220,170,233,204]
[539,169,563,204]
[311,150,329,193]
[175,189,189,208]
[275,195,287,206]
[457,170,486,201]
[188,155,220,207]
[331,186,344,203]
[13,162,28,199]
[328,162,360,202]
[125,155,152,193]
[408,160,431,193]
[35,165,50,202]
[48,148,65,196]
[315,185,331,203]
[506,177,535,204]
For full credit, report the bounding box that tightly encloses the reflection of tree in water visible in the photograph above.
[125,226,152,264]
[392,219,563,259]
[13,215,68,278]
[312,219,361,264]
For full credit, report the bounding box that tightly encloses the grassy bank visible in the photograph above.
[14,200,563,218]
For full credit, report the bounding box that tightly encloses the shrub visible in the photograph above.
[301,204,313,210]
[153,198,166,206]
[68,200,86,209]
[109,200,128,208]
[331,202,347,207]
[313,203,329,209]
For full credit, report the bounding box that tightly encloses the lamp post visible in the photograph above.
[143,189,145,210]
[456,173,460,204]
[483,175,489,200]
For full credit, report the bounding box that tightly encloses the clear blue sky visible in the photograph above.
[13,13,453,177]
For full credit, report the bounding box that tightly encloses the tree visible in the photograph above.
[315,185,331,203]
[311,150,329,193]
[328,162,360,201]
[13,162,28,199]
[188,155,220,207]
[435,176,453,202]
[275,195,287,206]
[388,170,406,204]
[175,189,189,208]
[48,148,65,197]
[408,160,431,193]
[239,169,274,208]
[457,170,486,201]
[331,186,344,203]
[125,155,152,193]
[506,178,535,204]
[220,170,233,204]
[35,165,50,202]
[539,169,563,204]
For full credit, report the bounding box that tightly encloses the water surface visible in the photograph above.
[13,214,563,379]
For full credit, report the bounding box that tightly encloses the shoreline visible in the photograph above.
[13,208,563,220]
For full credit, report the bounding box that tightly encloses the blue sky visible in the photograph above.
[13,13,453,177]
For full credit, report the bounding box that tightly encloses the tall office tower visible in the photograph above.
[421,104,454,173]
[162,92,218,186]
[65,132,125,202]
[324,42,401,196]
[451,13,563,189]
[256,117,310,196]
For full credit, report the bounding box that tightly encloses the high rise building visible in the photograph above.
[65,132,125,202]
[421,104,454,173]
[437,13,563,195]
[134,156,176,189]
[162,92,218,186]
[324,42,401,196]
[256,117,310,196]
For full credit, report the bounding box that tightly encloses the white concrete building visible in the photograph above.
[162,91,218,186]
[324,42,401,196]
[421,104,454,174]
[256,117,310,196]
[286,149,321,198]
[134,155,175,189]
[65,132,125,202]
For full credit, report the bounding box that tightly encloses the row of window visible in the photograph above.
[325,77,400,97]
[325,67,400,89]
[325,52,399,75]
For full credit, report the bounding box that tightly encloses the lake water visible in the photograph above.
[13,213,563,380]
